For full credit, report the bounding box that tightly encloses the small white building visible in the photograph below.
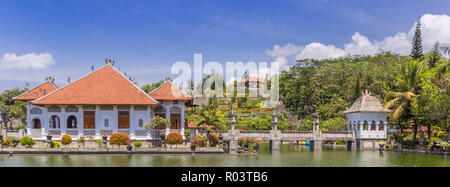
[343,90,392,150]
[14,60,192,140]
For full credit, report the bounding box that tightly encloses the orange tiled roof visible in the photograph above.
[149,81,192,101]
[32,65,157,105]
[14,82,59,101]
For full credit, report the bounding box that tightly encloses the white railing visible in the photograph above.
[322,131,355,140]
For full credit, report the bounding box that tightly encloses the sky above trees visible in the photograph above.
[0,0,449,90]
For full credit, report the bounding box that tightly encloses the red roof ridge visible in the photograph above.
[32,64,157,105]
[149,80,192,101]
[13,81,59,101]
[31,64,110,104]
[109,65,158,104]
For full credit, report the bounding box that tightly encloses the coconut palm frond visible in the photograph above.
[404,91,417,100]
[384,97,401,109]
[394,78,409,89]
[391,102,407,121]
[384,91,403,102]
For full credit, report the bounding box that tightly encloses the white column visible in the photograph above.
[130,106,135,137]
[95,105,100,138]
[147,106,152,139]
[368,121,371,131]
[61,105,66,135]
[78,106,83,136]
[376,122,380,131]
[44,106,49,135]
[359,122,363,132]
[165,103,170,135]
[181,102,185,139]
[113,105,118,133]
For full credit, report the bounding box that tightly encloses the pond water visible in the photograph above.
[0,144,448,167]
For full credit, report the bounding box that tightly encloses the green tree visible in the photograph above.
[197,96,222,147]
[384,60,425,144]
[411,79,449,140]
[410,18,423,60]
[428,41,441,68]
[141,80,164,94]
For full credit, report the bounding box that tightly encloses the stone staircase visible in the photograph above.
[276,102,301,127]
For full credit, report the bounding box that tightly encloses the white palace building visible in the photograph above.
[13,60,192,140]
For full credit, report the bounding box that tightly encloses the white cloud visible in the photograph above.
[266,43,303,69]
[267,14,450,64]
[297,42,346,60]
[411,14,450,51]
[1,52,55,70]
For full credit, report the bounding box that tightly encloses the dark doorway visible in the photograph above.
[32,119,41,129]
[67,115,77,128]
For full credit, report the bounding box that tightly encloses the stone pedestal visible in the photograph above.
[228,130,239,154]
[313,139,322,150]
[270,130,281,151]
[270,140,281,151]
[347,140,356,150]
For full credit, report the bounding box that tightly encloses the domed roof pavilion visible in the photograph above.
[344,90,391,148]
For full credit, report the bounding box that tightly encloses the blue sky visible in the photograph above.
[0,0,449,90]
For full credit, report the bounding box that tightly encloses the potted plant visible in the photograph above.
[253,138,262,153]
[244,137,252,151]
[46,132,52,141]
[378,141,386,149]
[126,141,133,151]
[190,137,202,151]
[238,137,245,149]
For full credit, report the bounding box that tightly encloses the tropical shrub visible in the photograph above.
[19,136,35,148]
[3,136,19,147]
[78,136,86,146]
[210,133,219,146]
[190,137,203,147]
[133,141,142,148]
[95,139,103,148]
[144,116,170,129]
[61,134,72,146]
[253,138,262,145]
[166,132,183,145]
[196,135,206,147]
[109,132,130,148]
[51,141,60,148]
[14,124,27,130]
[238,136,252,145]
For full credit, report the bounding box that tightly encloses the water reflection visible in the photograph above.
[0,144,448,167]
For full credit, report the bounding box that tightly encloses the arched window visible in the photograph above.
[363,121,368,131]
[67,115,77,128]
[49,115,60,129]
[379,121,385,131]
[104,119,109,128]
[155,107,166,119]
[371,121,376,131]
[138,119,144,128]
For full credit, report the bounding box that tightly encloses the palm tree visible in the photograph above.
[384,60,425,144]
[198,96,222,147]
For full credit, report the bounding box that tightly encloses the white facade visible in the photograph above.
[346,112,389,140]
[26,102,186,140]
